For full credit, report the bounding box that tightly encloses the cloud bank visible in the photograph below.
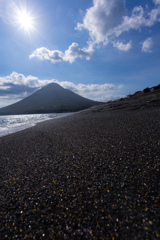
[0,72,55,88]
[0,72,123,107]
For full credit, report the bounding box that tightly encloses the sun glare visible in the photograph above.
[15,7,35,33]
[17,10,33,30]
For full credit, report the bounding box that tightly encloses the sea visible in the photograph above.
[0,113,71,138]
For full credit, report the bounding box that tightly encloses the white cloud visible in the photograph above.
[113,6,146,36]
[0,85,11,90]
[64,43,94,63]
[0,72,55,88]
[142,37,153,53]
[0,72,123,107]
[45,79,116,99]
[113,40,132,51]
[76,0,160,50]
[76,0,126,44]
[110,5,160,37]
[49,80,124,102]
[28,0,160,64]
[59,82,114,96]
[0,92,29,108]
[148,7,160,26]
[0,73,120,98]
[29,43,94,64]
[153,0,160,5]
[29,47,64,63]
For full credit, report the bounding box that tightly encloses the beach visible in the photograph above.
[0,97,160,239]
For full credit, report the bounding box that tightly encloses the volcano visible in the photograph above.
[0,83,102,115]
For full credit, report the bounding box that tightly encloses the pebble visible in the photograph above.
[0,100,160,239]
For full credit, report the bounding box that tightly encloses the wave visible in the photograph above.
[0,113,71,137]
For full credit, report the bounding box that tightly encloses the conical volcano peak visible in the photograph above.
[42,82,64,89]
[0,83,102,115]
[38,83,65,93]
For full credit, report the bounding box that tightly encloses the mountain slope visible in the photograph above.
[0,83,102,115]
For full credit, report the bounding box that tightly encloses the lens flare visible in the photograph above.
[0,0,36,34]
[15,8,34,32]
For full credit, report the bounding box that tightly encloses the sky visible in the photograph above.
[0,0,160,108]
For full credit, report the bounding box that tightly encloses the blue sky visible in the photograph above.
[0,0,160,107]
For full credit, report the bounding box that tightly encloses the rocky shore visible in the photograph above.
[0,93,160,239]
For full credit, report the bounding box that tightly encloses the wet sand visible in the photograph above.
[0,96,160,239]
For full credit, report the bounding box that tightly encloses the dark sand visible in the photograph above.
[0,94,160,239]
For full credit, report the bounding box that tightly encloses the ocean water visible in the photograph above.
[0,113,71,138]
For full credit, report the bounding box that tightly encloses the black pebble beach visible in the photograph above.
[0,93,160,239]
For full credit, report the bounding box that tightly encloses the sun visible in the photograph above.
[15,7,35,32]
[17,10,33,31]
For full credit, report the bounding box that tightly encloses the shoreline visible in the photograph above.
[0,104,160,239]
[0,112,75,139]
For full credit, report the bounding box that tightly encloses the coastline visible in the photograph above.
[0,112,74,138]
[0,103,160,239]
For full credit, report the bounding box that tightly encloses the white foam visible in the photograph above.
[0,113,71,137]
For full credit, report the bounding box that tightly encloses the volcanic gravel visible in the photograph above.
[0,102,160,239]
